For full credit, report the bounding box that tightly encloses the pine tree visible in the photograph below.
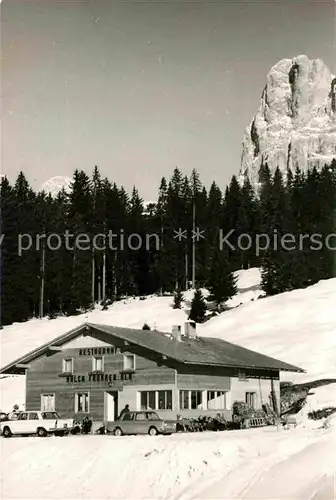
[14,172,40,318]
[1,177,21,325]
[67,170,93,313]
[173,289,184,309]
[239,177,260,269]
[261,168,291,295]
[207,242,238,310]
[43,190,72,314]
[221,175,242,270]
[189,288,207,323]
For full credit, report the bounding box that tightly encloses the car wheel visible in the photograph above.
[148,426,158,436]
[2,426,12,438]
[114,427,123,436]
[37,427,47,437]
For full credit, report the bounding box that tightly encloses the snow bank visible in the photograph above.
[1,426,335,500]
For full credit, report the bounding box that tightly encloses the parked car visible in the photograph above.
[106,411,176,436]
[0,411,76,438]
[0,412,9,422]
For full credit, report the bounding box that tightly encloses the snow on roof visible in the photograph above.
[0,322,304,375]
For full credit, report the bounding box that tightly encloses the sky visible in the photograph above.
[2,0,335,200]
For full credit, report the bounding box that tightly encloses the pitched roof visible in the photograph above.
[0,322,304,375]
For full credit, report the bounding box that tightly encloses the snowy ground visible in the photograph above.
[1,420,335,500]
[1,269,336,499]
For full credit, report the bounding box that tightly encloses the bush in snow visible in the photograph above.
[142,323,151,330]
[173,289,184,309]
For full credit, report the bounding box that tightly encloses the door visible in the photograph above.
[119,412,134,434]
[133,412,149,434]
[15,412,31,434]
[104,392,118,422]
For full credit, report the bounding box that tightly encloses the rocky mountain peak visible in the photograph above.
[239,55,336,186]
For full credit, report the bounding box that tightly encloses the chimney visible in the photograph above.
[184,321,196,338]
[172,325,182,341]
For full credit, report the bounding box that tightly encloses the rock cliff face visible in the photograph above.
[239,55,336,185]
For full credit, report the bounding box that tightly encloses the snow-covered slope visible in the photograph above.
[1,268,335,411]
[1,269,336,500]
[239,55,336,185]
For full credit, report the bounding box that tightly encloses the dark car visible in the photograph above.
[106,411,176,436]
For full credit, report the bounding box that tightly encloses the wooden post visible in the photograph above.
[271,378,280,417]
[185,252,188,291]
[102,251,106,301]
[192,200,196,288]
[98,272,101,303]
[39,237,45,319]
[91,248,95,303]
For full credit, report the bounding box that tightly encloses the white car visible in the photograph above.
[0,411,76,438]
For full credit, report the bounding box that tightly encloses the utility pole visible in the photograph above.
[114,251,117,297]
[0,210,3,329]
[102,250,106,301]
[91,248,95,303]
[101,222,106,302]
[185,252,188,291]
[192,199,196,288]
[39,236,45,319]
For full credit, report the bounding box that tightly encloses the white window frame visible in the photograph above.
[40,393,56,412]
[179,390,203,410]
[123,354,136,371]
[206,390,228,410]
[139,390,173,410]
[92,355,104,372]
[74,392,90,413]
[245,392,256,408]
[62,357,74,374]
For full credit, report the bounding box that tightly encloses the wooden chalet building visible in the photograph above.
[0,322,304,422]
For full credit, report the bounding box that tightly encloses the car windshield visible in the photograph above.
[41,412,60,419]
[146,412,160,420]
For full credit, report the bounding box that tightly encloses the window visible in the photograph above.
[41,394,55,412]
[139,390,173,410]
[122,412,134,421]
[245,392,256,408]
[147,412,159,420]
[140,391,156,410]
[75,392,90,413]
[92,356,104,372]
[29,412,39,420]
[42,412,59,420]
[191,391,202,409]
[62,358,73,373]
[18,413,28,420]
[207,391,227,410]
[179,390,203,410]
[158,390,172,410]
[123,354,135,371]
[135,412,146,421]
[179,390,189,410]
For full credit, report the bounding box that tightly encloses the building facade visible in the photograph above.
[0,322,304,423]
